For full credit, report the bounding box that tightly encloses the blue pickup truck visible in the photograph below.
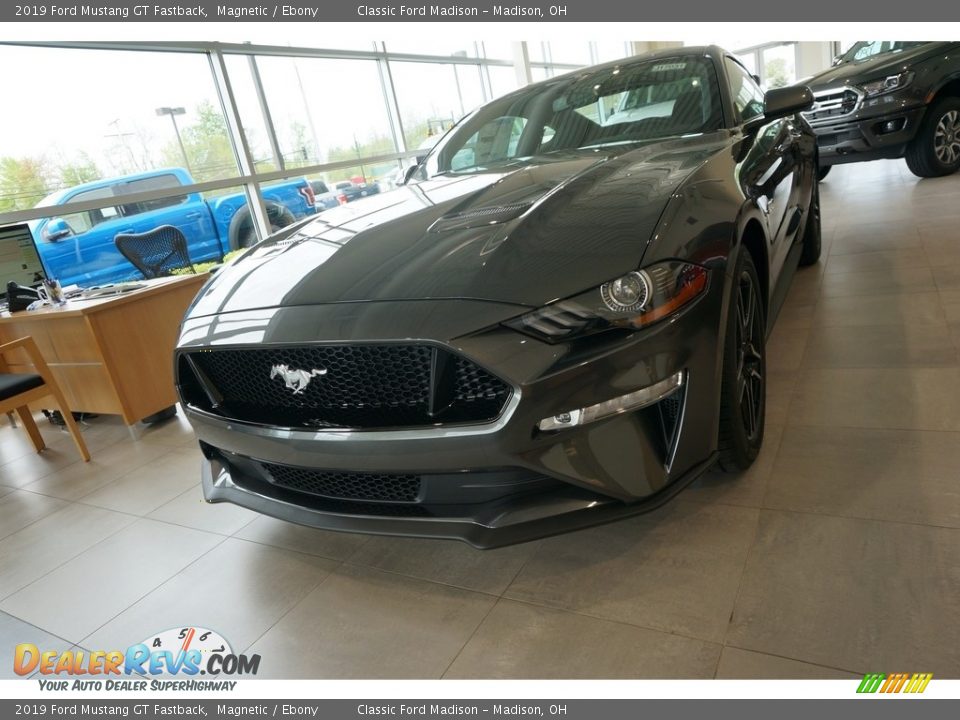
[30,168,316,287]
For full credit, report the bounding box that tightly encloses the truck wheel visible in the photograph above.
[817,165,831,181]
[905,97,960,178]
[228,202,296,251]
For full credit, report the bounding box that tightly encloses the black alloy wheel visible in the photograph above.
[717,250,766,472]
[906,97,960,177]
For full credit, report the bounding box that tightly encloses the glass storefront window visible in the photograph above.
[488,66,521,99]
[0,45,237,214]
[29,182,275,287]
[761,44,797,88]
[480,41,515,60]
[253,55,397,173]
[390,61,485,150]
[546,41,594,66]
[384,41,479,58]
[595,41,632,63]
[736,52,759,76]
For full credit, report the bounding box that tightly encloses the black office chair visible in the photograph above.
[114,225,195,279]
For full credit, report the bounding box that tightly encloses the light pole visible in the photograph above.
[155,106,190,172]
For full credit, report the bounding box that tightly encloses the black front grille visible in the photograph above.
[178,344,511,430]
[806,90,860,123]
[262,462,421,503]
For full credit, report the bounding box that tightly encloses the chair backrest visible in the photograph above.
[114,225,193,279]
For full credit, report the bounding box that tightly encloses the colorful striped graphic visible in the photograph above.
[857,673,933,694]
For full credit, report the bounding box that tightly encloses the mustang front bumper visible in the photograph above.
[180,278,727,547]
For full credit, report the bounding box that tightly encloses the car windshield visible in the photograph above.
[421,54,723,177]
[837,41,930,64]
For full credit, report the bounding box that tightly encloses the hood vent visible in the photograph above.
[428,202,533,233]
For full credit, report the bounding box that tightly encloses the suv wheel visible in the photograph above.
[817,165,831,181]
[906,97,960,178]
[717,249,766,472]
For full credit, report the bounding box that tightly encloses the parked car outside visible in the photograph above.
[800,41,960,178]
[176,47,819,547]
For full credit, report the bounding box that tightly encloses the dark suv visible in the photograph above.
[802,41,960,178]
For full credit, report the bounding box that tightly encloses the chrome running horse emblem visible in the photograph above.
[270,364,327,395]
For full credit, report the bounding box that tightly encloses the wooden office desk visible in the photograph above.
[0,275,207,438]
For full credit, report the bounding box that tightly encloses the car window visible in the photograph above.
[725,57,765,123]
[424,55,723,177]
[450,116,528,171]
[115,174,188,215]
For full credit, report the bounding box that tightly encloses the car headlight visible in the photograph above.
[860,71,914,97]
[505,261,709,342]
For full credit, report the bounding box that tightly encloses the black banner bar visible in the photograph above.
[4,0,960,22]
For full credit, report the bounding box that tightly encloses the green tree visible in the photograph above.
[0,156,49,212]
[764,58,790,89]
[325,133,396,183]
[285,121,316,168]
[58,153,101,188]
[161,100,237,182]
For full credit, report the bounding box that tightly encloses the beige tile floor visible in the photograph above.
[1,160,959,679]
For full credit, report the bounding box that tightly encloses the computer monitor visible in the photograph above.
[0,223,48,297]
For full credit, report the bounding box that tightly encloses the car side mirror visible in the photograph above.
[42,218,73,242]
[401,164,420,185]
[763,85,814,122]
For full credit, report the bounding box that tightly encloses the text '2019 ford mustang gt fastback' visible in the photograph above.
[176,46,819,548]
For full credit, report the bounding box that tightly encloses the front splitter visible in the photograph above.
[201,452,719,549]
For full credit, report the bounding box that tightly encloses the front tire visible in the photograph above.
[799,178,822,267]
[717,250,766,472]
[905,97,960,178]
[817,165,831,181]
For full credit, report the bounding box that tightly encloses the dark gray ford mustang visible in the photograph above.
[175,46,819,547]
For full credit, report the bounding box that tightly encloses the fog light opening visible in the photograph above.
[538,371,685,432]
[876,117,906,135]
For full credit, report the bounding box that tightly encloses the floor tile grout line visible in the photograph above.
[236,560,346,657]
[0,508,217,608]
[752,501,960,534]
[76,534,232,649]
[13,443,181,503]
[0,492,72,543]
[0,504,148,603]
[436,537,546,678]
[337,559,505,602]
[493,593,726,651]
[720,642,865,677]
[715,502,766,671]
[438,597,504,679]
[0,608,82,651]
[678,489,960,533]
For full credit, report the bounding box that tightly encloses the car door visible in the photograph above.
[726,57,805,284]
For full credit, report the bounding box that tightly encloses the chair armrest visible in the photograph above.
[0,336,51,377]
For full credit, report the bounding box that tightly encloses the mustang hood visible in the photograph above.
[188,138,725,318]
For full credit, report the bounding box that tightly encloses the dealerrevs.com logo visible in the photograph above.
[14,627,260,691]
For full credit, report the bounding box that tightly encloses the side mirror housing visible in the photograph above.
[401,164,420,185]
[43,218,73,242]
[763,85,814,122]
